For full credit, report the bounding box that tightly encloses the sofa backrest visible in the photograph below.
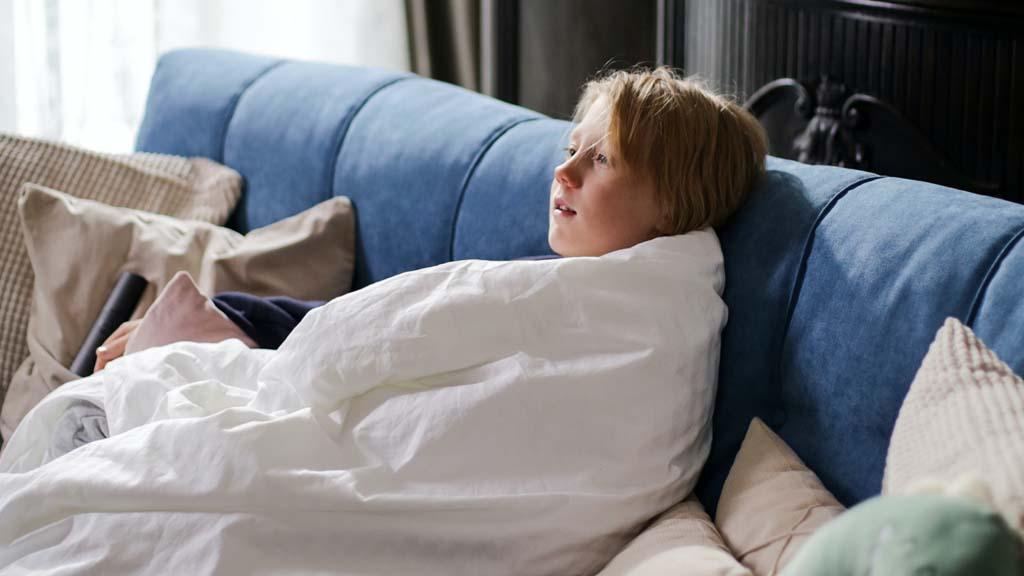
[137,49,1024,515]
[136,49,562,288]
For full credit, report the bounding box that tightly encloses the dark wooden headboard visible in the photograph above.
[659,0,1024,202]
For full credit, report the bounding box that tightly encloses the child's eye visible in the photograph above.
[594,153,608,165]
[563,146,577,158]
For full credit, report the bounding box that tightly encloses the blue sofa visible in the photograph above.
[136,48,1024,516]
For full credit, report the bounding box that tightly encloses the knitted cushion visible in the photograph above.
[0,134,241,404]
[884,317,1024,537]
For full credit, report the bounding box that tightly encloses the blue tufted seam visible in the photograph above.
[447,116,544,260]
[770,175,885,428]
[965,224,1024,327]
[218,59,287,162]
[327,75,415,200]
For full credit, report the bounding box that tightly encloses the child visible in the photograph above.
[3,67,770,575]
[550,66,766,257]
[94,66,767,368]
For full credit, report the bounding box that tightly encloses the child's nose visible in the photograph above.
[554,160,581,189]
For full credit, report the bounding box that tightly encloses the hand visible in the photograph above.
[94,319,143,372]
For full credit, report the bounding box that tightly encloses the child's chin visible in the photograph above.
[547,230,572,257]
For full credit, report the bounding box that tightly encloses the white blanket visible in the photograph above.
[0,232,726,576]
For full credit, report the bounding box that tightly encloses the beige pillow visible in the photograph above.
[0,184,355,441]
[884,317,1024,537]
[598,494,751,576]
[0,133,241,403]
[715,418,845,576]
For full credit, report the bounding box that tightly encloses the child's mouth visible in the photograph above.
[554,198,577,216]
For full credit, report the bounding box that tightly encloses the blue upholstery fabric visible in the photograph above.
[136,49,1024,517]
[223,62,410,231]
[694,160,880,511]
[135,49,281,161]
[969,233,1024,375]
[769,177,1024,507]
[333,77,545,286]
[453,120,565,260]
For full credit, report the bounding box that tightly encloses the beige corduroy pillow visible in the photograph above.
[598,494,751,576]
[884,317,1024,538]
[0,185,356,442]
[0,134,241,405]
[715,418,845,576]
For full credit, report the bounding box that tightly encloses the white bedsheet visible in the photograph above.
[0,232,727,576]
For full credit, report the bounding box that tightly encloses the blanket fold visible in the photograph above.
[0,232,726,576]
[51,399,108,456]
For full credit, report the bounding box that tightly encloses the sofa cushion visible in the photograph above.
[716,418,844,576]
[696,159,877,512]
[0,133,241,409]
[333,76,544,287]
[768,178,1024,508]
[598,495,751,576]
[967,233,1024,375]
[884,317,1024,537]
[223,61,410,233]
[1,185,354,441]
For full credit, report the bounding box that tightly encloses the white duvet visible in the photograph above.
[0,232,726,576]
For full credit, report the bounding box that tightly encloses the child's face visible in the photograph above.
[548,97,663,257]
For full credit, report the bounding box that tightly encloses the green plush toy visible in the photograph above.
[781,494,1021,576]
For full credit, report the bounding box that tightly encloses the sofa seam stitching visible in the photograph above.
[327,74,415,200]
[447,116,544,260]
[965,224,1024,327]
[219,59,287,162]
[771,174,884,425]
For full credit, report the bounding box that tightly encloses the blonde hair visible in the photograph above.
[573,67,768,234]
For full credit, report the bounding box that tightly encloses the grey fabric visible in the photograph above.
[51,400,108,457]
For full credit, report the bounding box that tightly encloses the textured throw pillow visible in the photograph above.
[125,271,258,355]
[0,133,241,405]
[598,494,751,576]
[780,494,1020,576]
[884,317,1024,537]
[715,418,845,576]
[0,184,355,441]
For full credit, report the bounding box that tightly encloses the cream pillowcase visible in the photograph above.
[598,494,751,576]
[884,317,1024,538]
[0,134,241,407]
[0,184,355,442]
[715,418,845,576]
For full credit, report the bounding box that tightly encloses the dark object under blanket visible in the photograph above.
[211,293,323,350]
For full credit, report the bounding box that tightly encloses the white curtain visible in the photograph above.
[1,0,410,153]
